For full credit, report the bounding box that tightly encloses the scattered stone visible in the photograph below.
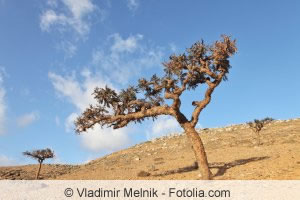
[134,157,140,161]
[149,165,156,172]
[137,170,151,177]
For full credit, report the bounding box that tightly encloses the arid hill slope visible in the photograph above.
[1,118,300,180]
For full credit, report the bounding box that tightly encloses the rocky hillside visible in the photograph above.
[0,164,78,180]
[1,118,300,180]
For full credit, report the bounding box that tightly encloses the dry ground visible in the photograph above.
[1,118,300,180]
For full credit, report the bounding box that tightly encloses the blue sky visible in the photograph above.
[0,0,299,165]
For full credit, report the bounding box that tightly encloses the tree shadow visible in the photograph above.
[153,156,269,177]
[153,162,199,177]
[210,156,270,177]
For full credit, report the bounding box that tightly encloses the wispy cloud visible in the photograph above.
[47,0,58,7]
[65,112,79,132]
[92,33,164,85]
[0,67,7,135]
[79,124,130,152]
[40,0,97,37]
[127,0,139,11]
[57,41,78,58]
[40,0,102,58]
[49,69,131,152]
[49,33,165,152]
[17,112,39,128]
[169,43,177,53]
[49,70,107,111]
[146,116,182,140]
[0,154,16,166]
[110,33,143,53]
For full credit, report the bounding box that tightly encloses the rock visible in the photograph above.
[149,165,156,171]
[134,157,140,161]
[137,170,151,177]
[225,127,232,132]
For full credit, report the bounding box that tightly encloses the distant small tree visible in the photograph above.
[247,117,274,145]
[23,148,54,180]
[75,35,237,180]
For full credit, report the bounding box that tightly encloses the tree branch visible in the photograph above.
[76,105,173,132]
[75,35,237,134]
[190,71,225,127]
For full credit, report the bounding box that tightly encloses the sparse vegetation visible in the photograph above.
[247,117,274,145]
[1,118,300,180]
[75,35,237,180]
[23,148,54,179]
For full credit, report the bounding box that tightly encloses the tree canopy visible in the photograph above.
[23,148,54,163]
[75,35,237,133]
[248,117,274,133]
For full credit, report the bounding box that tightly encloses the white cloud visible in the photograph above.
[79,124,130,152]
[65,112,78,132]
[127,0,139,11]
[110,33,143,53]
[0,155,15,166]
[58,41,77,58]
[0,67,6,135]
[169,43,177,52]
[40,10,68,31]
[63,0,95,19]
[51,151,65,164]
[0,87,5,134]
[92,33,164,85]
[146,116,183,140]
[49,69,130,152]
[40,0,99,58]
[49,70,107,111]
[17,112,39,128]
[47,0,58,7]
[195,123,202,129]
[49,33,165,152]
[40,0,96,37]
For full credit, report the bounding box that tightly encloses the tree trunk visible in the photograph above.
[184,124,212,180]
[255,131,262,145]
[36,162,42,180]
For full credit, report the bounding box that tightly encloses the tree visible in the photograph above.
[75,35,237,180]
[247,117,274,145]
[23,148,54,180]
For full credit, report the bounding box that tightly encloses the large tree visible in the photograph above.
[75,35,237,180]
